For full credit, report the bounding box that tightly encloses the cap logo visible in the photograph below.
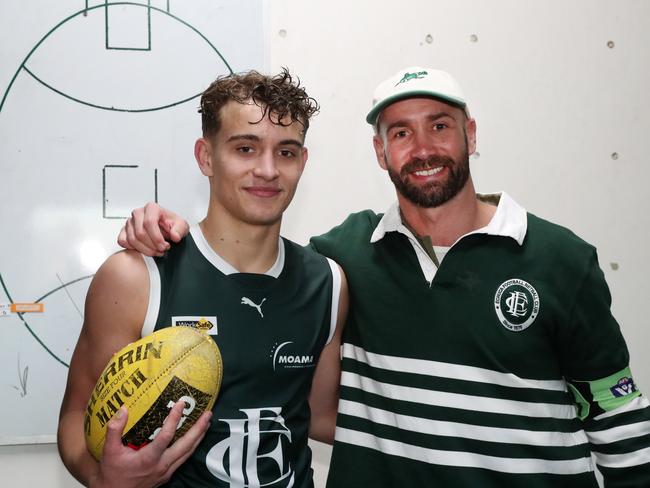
[395,70,428,86]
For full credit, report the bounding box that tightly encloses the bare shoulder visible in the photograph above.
[91,249,148,292]
[86,251,149,321]
[79,250,150,373]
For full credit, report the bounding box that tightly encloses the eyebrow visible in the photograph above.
[226,134,303,147]
[384,111,456,133]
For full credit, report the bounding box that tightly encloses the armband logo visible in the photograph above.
[610,376,638,398]
[494,279,540,332]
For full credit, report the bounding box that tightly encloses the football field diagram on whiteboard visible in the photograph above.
[0,0,264,444]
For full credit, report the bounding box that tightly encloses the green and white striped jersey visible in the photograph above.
[311,193,650,487]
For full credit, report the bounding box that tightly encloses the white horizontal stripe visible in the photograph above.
[593,395,650,421]
[593,446,650,469]
[587,420,650,445]
[339,399,588,447]
[335,427,594,475]
[341,371,577,419]
[344,343,567,392]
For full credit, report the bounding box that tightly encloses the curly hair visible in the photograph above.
[199,68,319,138]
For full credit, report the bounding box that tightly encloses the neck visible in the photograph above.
[200,207,282,274]
[398,179,496,246]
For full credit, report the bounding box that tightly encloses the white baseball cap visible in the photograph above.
[366,66,468,125]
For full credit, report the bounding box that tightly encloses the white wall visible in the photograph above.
[2,0,648,486]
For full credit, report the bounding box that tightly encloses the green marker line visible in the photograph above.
[34,274,94,303]
[0,1,235,367]
[1,1,233,114]
[0,272,69,368]
[105,0,152,51]
[23,65,201,113]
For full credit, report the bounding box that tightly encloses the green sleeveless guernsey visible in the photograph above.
[310,205,650,487]
[142,226,340,488]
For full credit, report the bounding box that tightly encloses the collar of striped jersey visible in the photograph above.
[370,192,528,246]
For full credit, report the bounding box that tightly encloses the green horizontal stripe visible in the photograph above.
[337,413,591,461]
[587,403,650,432]
[340,385,583,433]
[597,463,650,486]
[343,357,571,405]
[329,442,600,487]
[590,433,650,455]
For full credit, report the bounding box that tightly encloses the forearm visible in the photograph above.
[57,410,100,487]
[309,408,337,445]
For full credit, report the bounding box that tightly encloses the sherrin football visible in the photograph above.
[84,326,223,460]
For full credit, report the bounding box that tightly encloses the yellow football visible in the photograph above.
[84,326,223,460]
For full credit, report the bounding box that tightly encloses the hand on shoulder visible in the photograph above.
[117,203,189,257]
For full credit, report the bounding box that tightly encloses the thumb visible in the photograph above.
[165,219,189,243]
[117,226,128,248]
[103,406,128,453]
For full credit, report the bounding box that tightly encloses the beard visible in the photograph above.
[386,149,470,208]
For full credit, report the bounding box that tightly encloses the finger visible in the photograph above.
[160,443,195,482]
[162,410,211,463]
[160,411,212,477]
[117,225,128,249]
[164,218,189,244]
[103,406,129,456]
[148,400,186,455]
[125,215,161,257]
[142,203,171,252]
[132,208,162,254]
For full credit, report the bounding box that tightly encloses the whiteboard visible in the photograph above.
[0,0,266,444]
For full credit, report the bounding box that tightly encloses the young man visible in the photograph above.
[118,67,650,487]
[58,69,347,488]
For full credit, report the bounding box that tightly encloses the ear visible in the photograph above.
[373,134,388,170]
[465,118,477,155]
[195,138,214,177]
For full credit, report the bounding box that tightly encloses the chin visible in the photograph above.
[243,212,283,227]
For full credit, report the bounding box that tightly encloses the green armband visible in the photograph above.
[568,366,640,420]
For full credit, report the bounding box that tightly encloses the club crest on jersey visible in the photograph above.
[494,279,540,332]
[611,376,638,397]
[206,407,294,486]
[270,341,315,371]
[171,316,217,335]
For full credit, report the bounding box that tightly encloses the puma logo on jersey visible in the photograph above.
[241,297,266,317]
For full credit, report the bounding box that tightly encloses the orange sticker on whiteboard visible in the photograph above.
[11,303,44,313]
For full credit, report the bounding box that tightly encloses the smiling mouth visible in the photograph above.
[412,167,444,177]
[245,187,282,198]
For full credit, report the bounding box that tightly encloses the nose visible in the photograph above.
[410,128,436,160]
[252,150,280,180]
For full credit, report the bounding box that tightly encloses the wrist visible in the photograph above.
[87,471,106,488]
